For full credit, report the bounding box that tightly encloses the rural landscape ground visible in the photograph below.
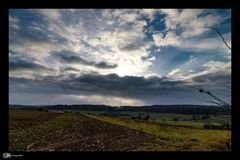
[9,109,231,151]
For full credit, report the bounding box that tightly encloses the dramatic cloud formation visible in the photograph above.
[9,9,231,105]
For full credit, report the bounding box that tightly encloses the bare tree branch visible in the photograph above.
[198,88,231,111]
[204,26,232,51]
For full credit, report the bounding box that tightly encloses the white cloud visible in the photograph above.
[167,68,188,80]
[168,60,231,83]
[88,37,102,46]
[153,9,230,55]
[188,70,195,73]
[160,9,180,30]
[75,9,153,76]
[203,61,231,73]
[181,32,231,56]
[36,9,61,21]
[9,9,231,81]
[120,13,138,22]
[187,57,197,64]
[160,9,221,39]
[141,9,157,21]
[153,32,180,47]
[147,56,156,62]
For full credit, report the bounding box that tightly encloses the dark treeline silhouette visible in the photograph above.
[9,104,230,115]
[119,105,229,115]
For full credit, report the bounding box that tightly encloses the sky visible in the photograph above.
[9,9,231,106]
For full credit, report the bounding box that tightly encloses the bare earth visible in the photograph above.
[9,111,162,151]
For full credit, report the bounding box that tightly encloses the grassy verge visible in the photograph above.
[87,115,231,151]
[118,112,231,128]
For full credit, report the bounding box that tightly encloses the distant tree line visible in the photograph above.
[131,113,151,121]
[9,104,230,115]
[119,105,230,115]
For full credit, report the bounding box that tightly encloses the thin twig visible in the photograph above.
[187,83,231,111]
[204,26,232,51]
[202,89,231,111]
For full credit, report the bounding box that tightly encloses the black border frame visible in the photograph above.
[1,0,240,159]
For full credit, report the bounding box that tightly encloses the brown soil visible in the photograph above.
[23,113,162,151]
[9,110,62,130]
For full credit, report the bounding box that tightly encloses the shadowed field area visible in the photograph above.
[9,110,162,151]
[9,110,231,151]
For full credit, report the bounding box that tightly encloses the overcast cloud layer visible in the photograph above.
[9,9,231,106]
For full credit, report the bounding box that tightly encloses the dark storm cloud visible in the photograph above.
[62,74,190,99]
[94,62,118,69]
[53,50,118,69]
[9,73,188,99]
[9,56,54,72]
[9,71,231,105]
[191,70,231,88]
